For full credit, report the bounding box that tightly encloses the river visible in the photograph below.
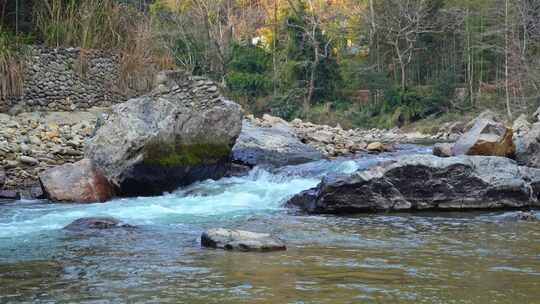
[1,145,539,303]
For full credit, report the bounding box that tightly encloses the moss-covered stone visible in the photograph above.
[143,141,231,167]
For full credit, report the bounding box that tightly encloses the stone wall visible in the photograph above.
[2,46,132,113]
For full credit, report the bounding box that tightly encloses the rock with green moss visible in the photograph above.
[84,71,243,196]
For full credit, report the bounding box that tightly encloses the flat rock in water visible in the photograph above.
[201,228,286,252]
[288,155,540,214]
[64,217,135,231]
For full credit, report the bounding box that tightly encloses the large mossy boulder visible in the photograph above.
[452,115,515,157]
[287,155,540,214]
[39,159,114,203]
[233,120,323,167]
[85,71,243,196]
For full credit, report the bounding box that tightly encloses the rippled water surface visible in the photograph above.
[1,146,539,303]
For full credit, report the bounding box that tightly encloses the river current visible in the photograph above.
[1,145,539,303]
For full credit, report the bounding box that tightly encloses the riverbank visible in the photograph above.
[0,109,455,199]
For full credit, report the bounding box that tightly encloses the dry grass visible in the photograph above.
[34,0,175,94]
[0,28,25,101]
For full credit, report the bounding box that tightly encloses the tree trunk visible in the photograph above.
[305,43,319,112]
[395,43,406,91]
[504,0,513,120]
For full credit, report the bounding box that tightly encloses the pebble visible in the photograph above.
[19,156,39,166]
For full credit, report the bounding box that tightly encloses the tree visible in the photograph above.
[369,0,443,90]
[283,0,340,111]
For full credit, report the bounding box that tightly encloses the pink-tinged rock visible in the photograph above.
[39,159,114,203]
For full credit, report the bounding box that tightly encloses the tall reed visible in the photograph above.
[33,0,175,93]
[0,27,25,102]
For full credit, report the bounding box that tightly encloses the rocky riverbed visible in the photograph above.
[0,109,103,196]
[246,114,458,158]
[1,93,456,199]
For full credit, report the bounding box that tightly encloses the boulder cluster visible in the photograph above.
[289,109,540,214]
[243,114,446,159]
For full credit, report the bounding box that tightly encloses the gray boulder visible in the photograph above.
[288,155,540,214]
[233,120,323,167]
[201,228,286,252]
[85,71,243,196]
[514,110,540,168]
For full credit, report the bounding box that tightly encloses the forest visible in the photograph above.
[1,0,540,129]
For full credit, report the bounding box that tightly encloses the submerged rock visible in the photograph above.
[39,159,114,203]
[288,155,540,214]
[233,120,323,167]
[85,71,243,196]
[453,116,515,157]
[515,211,538,222]
[226,163,252,177]
[201,228,286,252]
[64,217,135,231]
[433,143,453,157]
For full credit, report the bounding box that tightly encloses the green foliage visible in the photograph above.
[225,43,272,97]
[279,2,342,104]
[352,83,454,129]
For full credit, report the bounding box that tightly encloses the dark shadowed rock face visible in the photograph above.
[64,217,136,231]
[39,159,114,203]
[233,121,323,167]
[0,190,20,200]
[201,228,286,252]
[85,71,243,197]
[288,155,540,214]
[0,168,5,189]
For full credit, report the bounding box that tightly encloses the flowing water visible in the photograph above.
[1,146,539,303]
